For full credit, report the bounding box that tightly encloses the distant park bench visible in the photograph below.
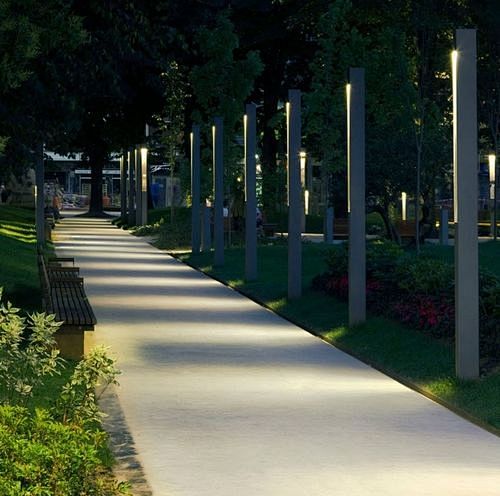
[333,218,349,238]
[262,222,278,238]
[395,220,417,241]
[38,253,96,359]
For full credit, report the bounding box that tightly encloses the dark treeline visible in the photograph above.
[0,0,498,223]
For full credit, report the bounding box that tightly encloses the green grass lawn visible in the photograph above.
[179,242,500,434]
[0,205,41,310]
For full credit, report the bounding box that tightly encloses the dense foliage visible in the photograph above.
[0,0,498,219]
[0,290,125,495]
[312,241,500,371]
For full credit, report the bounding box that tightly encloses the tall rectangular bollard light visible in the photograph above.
[128,150,135,225]
[140,147,148,226]
[324,206,334,244]
[201,203,211,252]
[453,29,479,379]
[347,68,366,326]
[213,117,224,267]
[439,208,449,245]
[244,104,258,281]
[135,148,142,226]
[191,125,201,254]
[36,143,45,247]
[120,155,127,219]
[287,90,302,299]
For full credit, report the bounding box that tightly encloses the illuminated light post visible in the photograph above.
[140,147,148,226]
[489,154,496,240]
[452,29,479,379]
[401,191,407,221]
[244,104,257,281]
[439,206,449,246]
[300,151,307,232]
[347,68,366,326]
[191,125,201,255]
[287,90,302,299]
[128,149,135,225]
[135,147,141,225]
[120,154,127,219]
[35,143,44,246]
[213,117,224,267]
[201,199,211,252]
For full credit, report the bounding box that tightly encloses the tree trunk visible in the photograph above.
[369,203,399,243]
[88,147,107,216]
[261,88,279,218]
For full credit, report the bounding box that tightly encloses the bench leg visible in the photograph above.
[55,329,93,360]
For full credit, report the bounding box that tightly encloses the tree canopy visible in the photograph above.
[0,0,498,221]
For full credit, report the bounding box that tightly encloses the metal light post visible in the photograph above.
[135,147,141,226]
[347,68,366,326]
[191,125,201,254]
[140,147,148,226]
[128,150,135,225]
[244,104,257,281]
[120,154,127,219]
[287,89,302,300]
[489,154,497,240]
[300,150,307,232]
[35,143,45,247]
[213,117,224,267]
[452,29,479,379]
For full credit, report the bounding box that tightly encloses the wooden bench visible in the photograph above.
[38,254,96,359]
[333,218,349,238]
[395,220,417,241]
[262,223,278,238]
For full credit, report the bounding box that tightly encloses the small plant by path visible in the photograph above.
[0,289,129,495]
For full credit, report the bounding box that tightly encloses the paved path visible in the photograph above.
[54,217,500,496]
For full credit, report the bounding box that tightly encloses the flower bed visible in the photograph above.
[312,241,500,371]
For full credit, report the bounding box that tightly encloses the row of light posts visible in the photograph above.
[186,29,485,380]
[119,144,149,228]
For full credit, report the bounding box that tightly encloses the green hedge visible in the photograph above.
[0,406,123,496]
[314,241,500,372]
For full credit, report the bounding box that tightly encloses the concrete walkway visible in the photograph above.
[54,216,500,496]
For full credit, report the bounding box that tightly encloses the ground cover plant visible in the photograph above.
[0,289,128,495]
[312,241,500,371]
[0,206,40,310]
[178,243,500,433]
[122,207,193,250]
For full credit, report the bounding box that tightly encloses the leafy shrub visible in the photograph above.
[313,243,500,369]
[156,218,192,250]
[0,290,63,405]
[395,256,454,296]
[54,346,120,426]
[0,406,128,495]
[323,244,348,278]
[0,290,127,495]
[367,240,404,285]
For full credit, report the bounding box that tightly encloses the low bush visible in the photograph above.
[132,208,192,250]
[0,406,127,496]
[313,241,500,371]
[0,289,127,495]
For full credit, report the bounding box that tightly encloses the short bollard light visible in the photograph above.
[489,153,497,240]
[140,147,148,192]
[488,154,496,200]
